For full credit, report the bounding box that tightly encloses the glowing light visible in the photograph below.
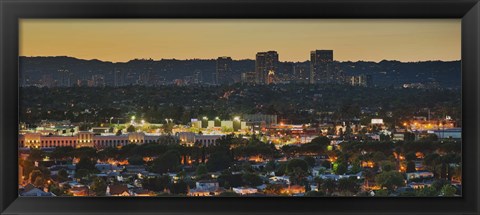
[131,116,136,120]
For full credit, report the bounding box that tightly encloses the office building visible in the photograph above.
[216,57,232,85]
[310,50,337,84]
[255,51,279,84]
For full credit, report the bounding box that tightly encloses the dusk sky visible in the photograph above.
[20,19,460,63]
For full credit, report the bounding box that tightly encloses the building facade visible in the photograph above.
[19,132,166,149]
[216,56,233,85]
[310,50,337,84]
[255,51,279,84]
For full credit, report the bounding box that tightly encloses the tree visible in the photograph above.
[432,179,451,191]
[90,177,107,196]
[75,169,90,179]
[416,186,438,197]
[128,155,144,165]
[49,184,65,196]
[127,125,136,133]
[218,191,240,197]
[334,161,348,175]
[304,191,326,197]
[310,136,330,147]
[28,149,44,161]
[50,147,75,160]
[115,129,122,136]
[374,189,389,197]
[375,171,405,191]
[321,179,336,195]
[74,147,98,160]
[303,156,316,167]
[406,161,416,173]
[286,159,309,174]
[264,184,283,195]
[380,161,396,172]
[206,151,232,172]
[142,176,171,192]
[405,152,417,161]
[57,169,69,182]
[195,164,209,178]
[265,160,277,173]
[337,177,360,195]
[349,160,362,174]
[169,180,188,195]
[29,170,43,184]
[218,171,244,188]
[34,176,45,188]
[152,150,181,173]
[242,173,264,187]
[76,157,96,172]
[441,184,457,196]
[424,153,441,177]
[372,151,387,163]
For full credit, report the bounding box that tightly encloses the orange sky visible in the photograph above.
[19,19,460,63]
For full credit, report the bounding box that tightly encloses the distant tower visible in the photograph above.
[216,57,232,85]
[310,50,334,84]
[114,69,126,87]
[58,68,71,87]
[193,70,203,84]
[255,51,279,84]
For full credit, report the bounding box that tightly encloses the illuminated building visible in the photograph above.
[216,56,232,85]
[309,50,337,84]
[255,51,279,84]
[241,72,256,84]
[19,132,167,149]
[176,132,224,147]
[348,74,372,87]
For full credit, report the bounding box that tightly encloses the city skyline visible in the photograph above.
[20,19,460,63]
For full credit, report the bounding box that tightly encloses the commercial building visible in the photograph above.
[243,114,278,129]
[216,56,233,85]
[241,72,256,84]
[310,50,338,84]
[19,132,165,149]
[176,132,224,147]
[348,74,372,87]
[255,51,279,84]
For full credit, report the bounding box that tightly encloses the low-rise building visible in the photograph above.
[106,184,130,196]
[19,132,168,149]
[232,187,258,195]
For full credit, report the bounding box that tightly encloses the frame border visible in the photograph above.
[1,0,479,214]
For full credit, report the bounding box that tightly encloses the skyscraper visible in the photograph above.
[114,69,126,87]
[255,51,279,84]
[57,68,71,87]
[216,57,232,85]
[310,50,335,84]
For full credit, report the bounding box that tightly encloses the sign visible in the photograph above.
[371,119,384,124]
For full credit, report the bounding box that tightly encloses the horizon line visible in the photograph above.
[19,55,462,64]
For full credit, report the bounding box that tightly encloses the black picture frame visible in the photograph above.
[1,0,479,214]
